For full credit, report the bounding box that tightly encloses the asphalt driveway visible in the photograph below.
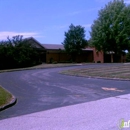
[0,64,130,120]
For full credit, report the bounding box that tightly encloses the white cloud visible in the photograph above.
[0,31,42,40]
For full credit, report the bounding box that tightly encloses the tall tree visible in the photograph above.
[62,24,88,61]
[90,0,130,62]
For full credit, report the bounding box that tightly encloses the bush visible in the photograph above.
[0,35,42,69]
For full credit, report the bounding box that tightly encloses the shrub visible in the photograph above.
[0,35,42,69]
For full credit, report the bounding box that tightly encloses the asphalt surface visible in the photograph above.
[0,64,130,120]
[1,94,130,130]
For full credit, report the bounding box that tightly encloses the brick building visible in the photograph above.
[42,44,94,63]
[26,37,125,63]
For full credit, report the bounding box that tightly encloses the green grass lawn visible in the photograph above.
[61,64,130,80]
[0,86,12,107]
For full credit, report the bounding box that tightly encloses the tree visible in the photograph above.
[62,24,88,61]
[90,0,130,62]
[0,35,41,69]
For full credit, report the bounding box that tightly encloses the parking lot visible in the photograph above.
[0,64,130,120]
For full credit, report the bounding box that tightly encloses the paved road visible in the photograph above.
[1,94,130,130]
[0,64,130,120]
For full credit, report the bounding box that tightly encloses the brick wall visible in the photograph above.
[93,48,104,63]
[46,51,71,63]
[46,50,94,63]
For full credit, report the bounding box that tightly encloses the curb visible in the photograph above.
[0,63,125,73]
[0,64,85,73]
[61,73,130,81]
[0,88,17,111]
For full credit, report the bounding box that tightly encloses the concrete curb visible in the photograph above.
[0,88,17,111]
[61,73,130,81]
[0,63,125,73]
[0,63,86,73]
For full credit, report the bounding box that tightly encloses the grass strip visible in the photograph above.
[0,86,12,107]
[61,64,130,80]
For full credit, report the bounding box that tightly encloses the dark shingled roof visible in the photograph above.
[25,37,45,49]
[42,44,64,50]
[42,44,93,51]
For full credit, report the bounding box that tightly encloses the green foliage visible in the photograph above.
[0,35,41,69]
[90,0,130,54]
[87,39,93,47]
[0,86,12,106]
[62,24,88,61]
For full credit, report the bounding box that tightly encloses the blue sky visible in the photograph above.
[0,0,130,44]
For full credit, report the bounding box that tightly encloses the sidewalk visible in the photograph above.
[0,94,130,130]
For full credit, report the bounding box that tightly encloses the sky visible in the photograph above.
[0,0,130,44]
